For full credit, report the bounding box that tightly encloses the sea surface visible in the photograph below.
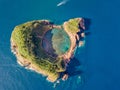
[0,0,120,90]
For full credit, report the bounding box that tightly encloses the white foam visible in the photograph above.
[53,80,60,88]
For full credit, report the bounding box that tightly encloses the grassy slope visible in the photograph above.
[11,20,66,81]
[65,18,80,34]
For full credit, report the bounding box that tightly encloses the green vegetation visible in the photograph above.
[11,20,66,81]
[65,18,80,33]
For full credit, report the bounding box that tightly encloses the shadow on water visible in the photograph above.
[66,58,83,77]
[84,18,91,30]
[84,18,91,36]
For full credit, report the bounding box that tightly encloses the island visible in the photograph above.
[10,18,85,82]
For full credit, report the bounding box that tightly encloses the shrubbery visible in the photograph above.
[11,20,66,79]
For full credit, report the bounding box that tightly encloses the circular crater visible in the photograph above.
[42,28,71,57]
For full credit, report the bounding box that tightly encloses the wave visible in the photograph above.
[57,0,69,7]
[53,80,60,88]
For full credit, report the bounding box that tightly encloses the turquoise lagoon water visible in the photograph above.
[42,28,70,56]
[0,0,120,90]
[52,29,70,55]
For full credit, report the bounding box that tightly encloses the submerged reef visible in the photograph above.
[10,18,85,82]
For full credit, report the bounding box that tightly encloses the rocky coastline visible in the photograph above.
[61,18,85,62]
[10,18,85,82]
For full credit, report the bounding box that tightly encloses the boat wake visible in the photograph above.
[57,0,69,7]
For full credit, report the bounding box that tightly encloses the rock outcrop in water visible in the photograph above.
[10,18,85,82]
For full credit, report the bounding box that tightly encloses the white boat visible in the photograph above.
[57,0,68,6]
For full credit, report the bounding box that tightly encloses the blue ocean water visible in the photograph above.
[0,0,120,90]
